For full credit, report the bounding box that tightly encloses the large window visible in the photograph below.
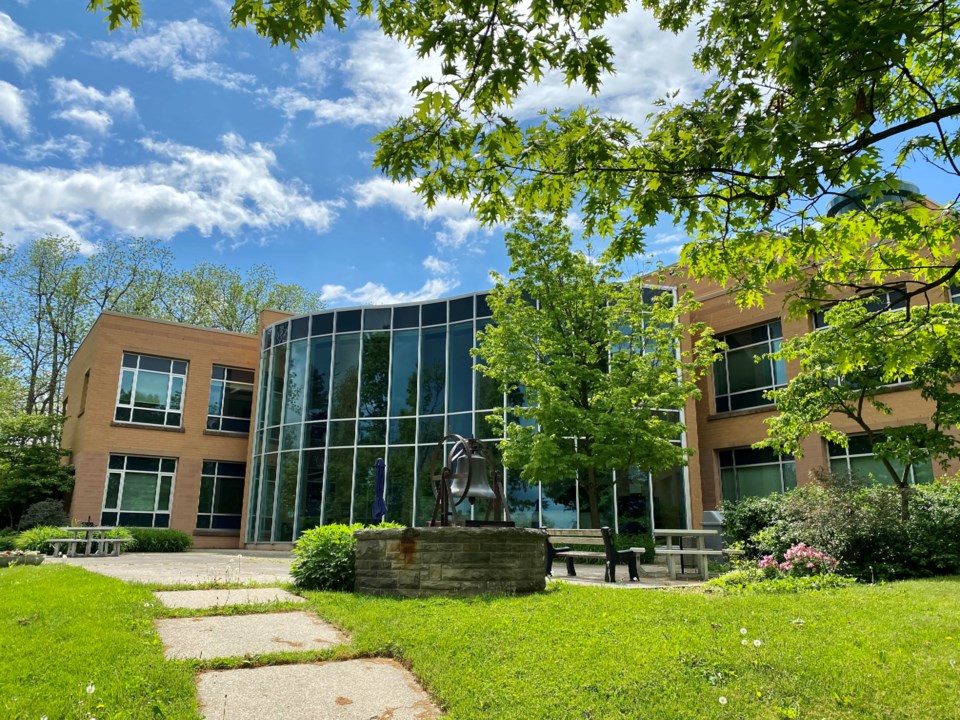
[101,454,176,527]
[951,285,959,304]
[719,447,796,503]
[115,353,187,427]
[828,435,934,485]
[196,461,246,530]
[207,366,255,433]
[713,321,786,412]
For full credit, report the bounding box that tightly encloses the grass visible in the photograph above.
[0,565,199,720]
[2,566,959,719]
[305,578,960,720]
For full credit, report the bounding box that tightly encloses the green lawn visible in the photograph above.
[2,568,958,720]
[0,565,198,720]
[306,578,960,720]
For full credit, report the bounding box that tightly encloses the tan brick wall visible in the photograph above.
[63,312,259,547]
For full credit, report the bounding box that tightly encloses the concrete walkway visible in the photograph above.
[49,549,293,584]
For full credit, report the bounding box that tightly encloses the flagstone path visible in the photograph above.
[152,587,442,719]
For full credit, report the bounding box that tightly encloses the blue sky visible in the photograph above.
[0,1,710,306]
[2,3,949,308]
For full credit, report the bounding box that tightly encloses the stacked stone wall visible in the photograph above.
[354,527,545,597]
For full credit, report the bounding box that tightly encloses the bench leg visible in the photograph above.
[698,554,709,580]
[565,557,576,576]
[605,561,615,583]
[626,555,639,581]
[665,554,677,580]
[49,542,62,557]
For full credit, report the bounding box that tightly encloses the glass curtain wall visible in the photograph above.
[246,292,692,542]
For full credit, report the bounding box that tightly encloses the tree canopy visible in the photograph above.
[89,0,960,309]
[475,214,717,526]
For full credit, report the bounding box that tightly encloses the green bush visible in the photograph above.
[0,529,17,551]
[101,527,135,553]
[126,528,192,552]
[15,525,65,553]
[704,570,854,594]
[613,532,655,563]
[19,499,69,530]
[292,522,404,591]
[720,494,785,556]
[907,482,960,576]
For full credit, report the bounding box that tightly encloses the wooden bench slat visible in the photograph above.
[548,537,606,546]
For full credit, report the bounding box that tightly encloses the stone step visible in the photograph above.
[197,659,442,719]
[154,587,305,609]
[156,611,345,660]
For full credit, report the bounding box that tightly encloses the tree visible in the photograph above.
[89,0,960,308]
[759,298,960,521]
[161,262,323,334]
[0,413,74,528]
[474,214,717,526]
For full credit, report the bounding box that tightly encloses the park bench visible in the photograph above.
[543,527,645,583]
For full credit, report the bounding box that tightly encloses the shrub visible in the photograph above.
[613,532,655,563]
[759,543,839,577]
[126,528,192,552]
[292,522,404,591]
[705,570,854,594]
[0,529,17,551]
[15,525,65,553]
[721,494,785,555]
[101,527,135,553]
[907,482,960,576]
[19,499,68,530]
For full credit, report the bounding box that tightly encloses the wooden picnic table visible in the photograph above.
[653,528,723,580]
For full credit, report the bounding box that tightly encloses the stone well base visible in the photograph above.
[354,527,545,597]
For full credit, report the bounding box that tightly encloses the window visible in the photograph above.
[115,353,187,427]
[951,285,959,304]
[719,447,796,503]
[101,454,176,527]
[196,461,246,530]
[79,369,90,416]
[827,435,934,485]
[813,287,907,329]
[713,322,786,412]
[207,366,255,433]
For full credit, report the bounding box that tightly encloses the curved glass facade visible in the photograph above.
[245,292,689,543]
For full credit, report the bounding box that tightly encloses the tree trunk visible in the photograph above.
[587,465,601,528]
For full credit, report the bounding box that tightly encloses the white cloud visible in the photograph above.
[266,28,442,127]
[22,134,92,163]
[0,12,63,71]
[52,108,113,134]
[270,7,703,130]
[0,80,29,135]
[319,277,459,307]
[51,78,136,115]
[50,78,136,135]
[352,177,491,249]
[95,20,255,91]
[296,45,337,89]
[423,255,455,275]
[0,132,339,244]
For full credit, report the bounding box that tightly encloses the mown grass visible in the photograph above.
[0,565,198,720]
[306,578,960,720]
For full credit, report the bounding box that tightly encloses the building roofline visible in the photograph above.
[67,310,257,371]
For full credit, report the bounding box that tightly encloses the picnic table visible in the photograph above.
[49,526,129,557]
[653,528,723,580]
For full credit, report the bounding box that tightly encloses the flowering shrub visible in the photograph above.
[759,543,838,577]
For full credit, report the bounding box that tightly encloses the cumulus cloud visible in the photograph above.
[266,28,442,127]
[0,80,29,135]
[95,19,255,91]
[0,12,63,71]
[269,7,703,130]
[423,255,455,276]
[0,132,339,244]
[319,277,460,307]
[50,78,136,134]
[353,177,490,249]
[22,134,92,163]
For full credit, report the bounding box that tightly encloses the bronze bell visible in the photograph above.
[448,448,497,502]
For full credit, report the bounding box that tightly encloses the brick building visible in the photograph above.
[61,284,960,550]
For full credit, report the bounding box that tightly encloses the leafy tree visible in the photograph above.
[161,262,323,334]
[475,214,717,526]
[759,299,960,521]
[88,0,960,306]
[0,414,74,528]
